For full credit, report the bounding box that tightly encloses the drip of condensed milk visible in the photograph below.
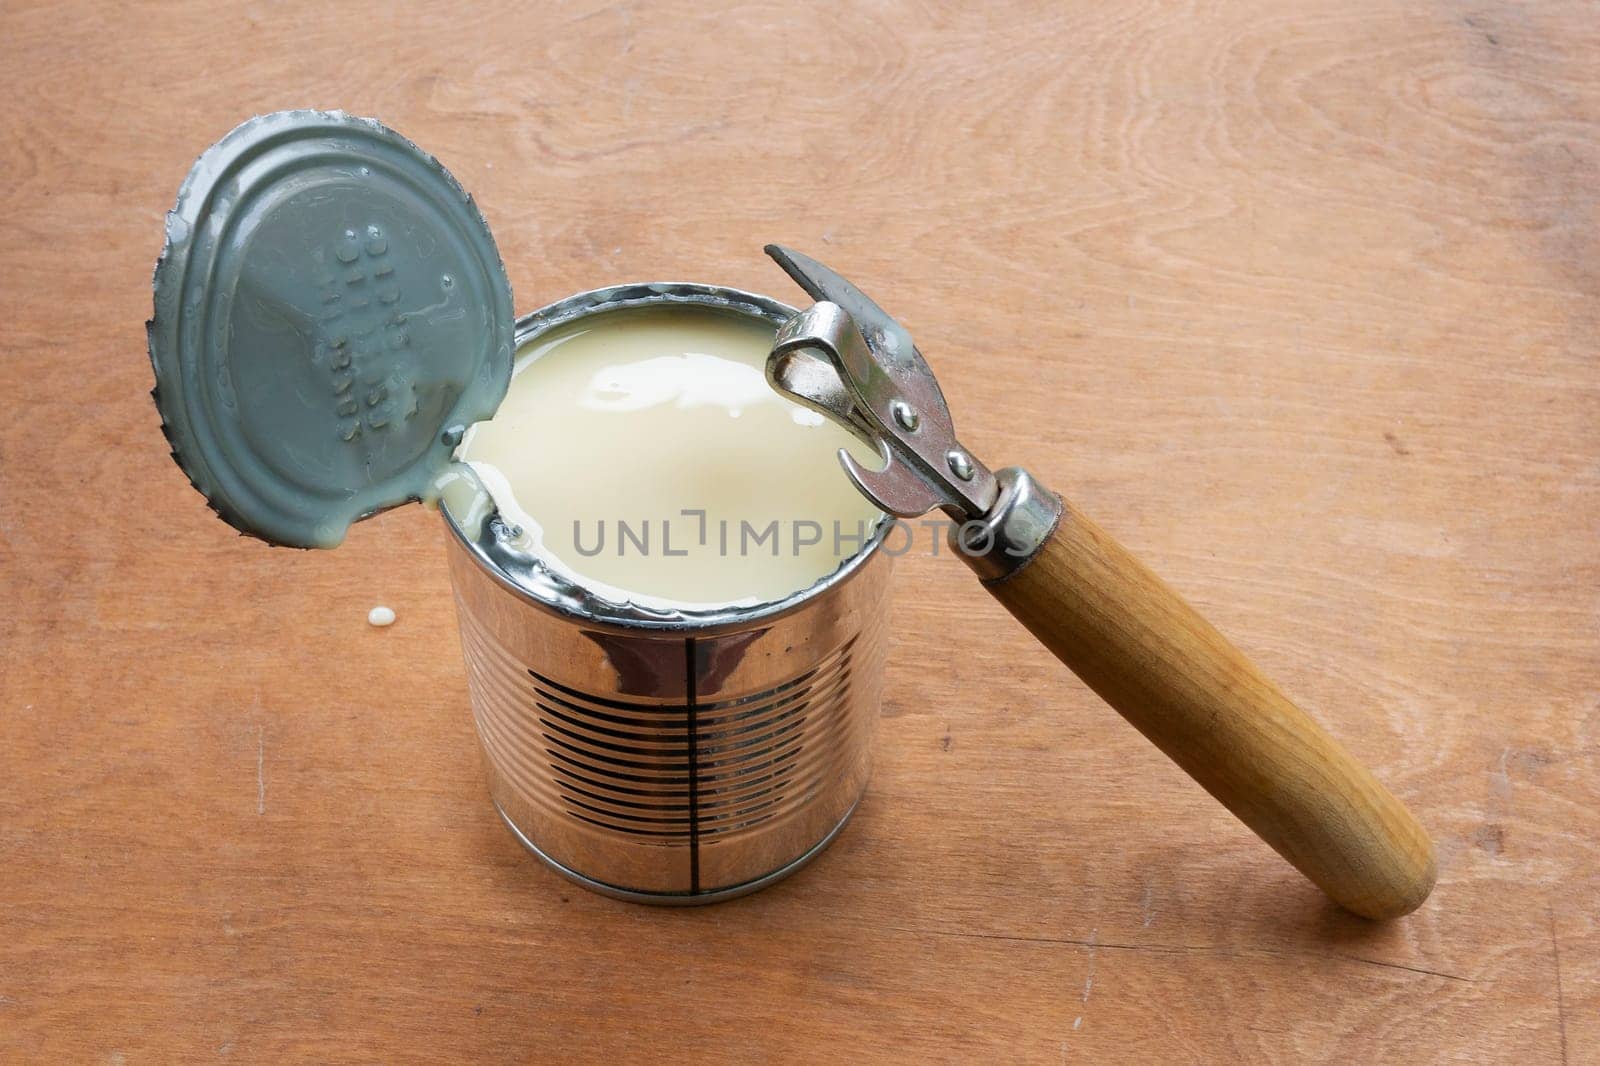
[453,305,882,610]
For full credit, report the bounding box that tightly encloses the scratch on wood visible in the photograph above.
[884,925,1475,983]
[256,725,265,816]
[1334,954,1474,984]
[1492,748,1512,799]
[1550,906,1569,1065]
[1081,928,1097,1005]
[1462,15,1500,47]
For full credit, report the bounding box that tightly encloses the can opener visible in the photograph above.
[764,245,1436,920]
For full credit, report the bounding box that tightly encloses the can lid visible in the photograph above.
[149,110,514,548]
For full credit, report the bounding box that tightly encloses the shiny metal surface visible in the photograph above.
[947,450,975,482]
[443,284,894,901]
[763,247,1001,520]
[762,250,1062,585]
[891,400,919,432]
[494,797,862,905]
[953,467,1065,582]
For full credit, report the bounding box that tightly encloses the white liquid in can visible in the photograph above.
[456,304,882,610]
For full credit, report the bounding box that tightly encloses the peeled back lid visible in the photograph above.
[149,110,515,548]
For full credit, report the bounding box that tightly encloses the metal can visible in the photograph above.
[441,283,893,903]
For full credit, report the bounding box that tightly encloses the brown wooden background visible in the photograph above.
[2,1,1596,1061]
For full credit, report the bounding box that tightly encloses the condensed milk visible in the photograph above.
[454,303,882,611]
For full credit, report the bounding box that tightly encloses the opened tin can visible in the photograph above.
[148,112,894,904]
[442,284,893,902]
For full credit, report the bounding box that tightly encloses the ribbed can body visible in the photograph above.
[445,531,889,900]
[441,283,892,903]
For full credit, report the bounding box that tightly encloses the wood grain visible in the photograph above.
[1,0,1596,1062]
[986,499,1436,920]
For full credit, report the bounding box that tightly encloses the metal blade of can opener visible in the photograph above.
[763,244,1000,522]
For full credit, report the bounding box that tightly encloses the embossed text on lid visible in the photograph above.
[149,109,515,548]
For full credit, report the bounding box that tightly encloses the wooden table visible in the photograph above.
[3,1,1595,1061]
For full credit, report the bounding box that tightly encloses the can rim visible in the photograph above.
[440,281,892,635]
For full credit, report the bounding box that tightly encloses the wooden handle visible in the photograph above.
[986,500,1436,920]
